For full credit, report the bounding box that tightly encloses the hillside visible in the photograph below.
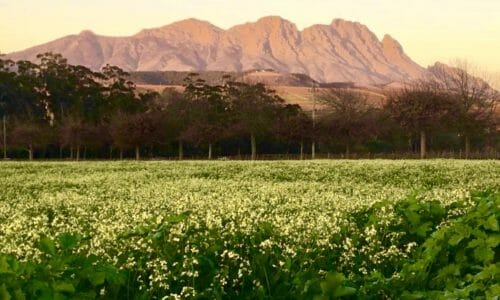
[129,69,316,87]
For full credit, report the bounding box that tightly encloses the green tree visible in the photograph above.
[159,87,191,160]
[0,56,17,159]
[180,75,230,159]
[227,82,285,160]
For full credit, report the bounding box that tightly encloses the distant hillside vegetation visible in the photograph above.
[129,70,319,87]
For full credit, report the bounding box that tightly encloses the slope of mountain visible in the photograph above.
[129,69,316,87]
[6,16,428,84]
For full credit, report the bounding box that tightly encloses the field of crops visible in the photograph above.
[0,160,499,299]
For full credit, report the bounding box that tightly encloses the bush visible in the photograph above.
[1,192,497,299]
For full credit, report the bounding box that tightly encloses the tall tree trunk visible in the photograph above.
[83,147,87,160]
[250,134,256,160]
[464,135,471,159]
[178,141,184,160]
[311,141,316,160]
[28,144,33,161]
[2,115,6,159]
[76,146,80,161]
[300,140,304,160]
[345,144,350,159]
[208,143,213,160]
[420,131,427,159]
[109,146,113,160]
[135,145,140,161]
[119,149,123,160]
[70,146,74,160]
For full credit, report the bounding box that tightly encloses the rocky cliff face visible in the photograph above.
[7,16,428,84]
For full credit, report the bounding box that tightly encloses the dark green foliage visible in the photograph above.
[1,192,497,299]
[0,233,128,300]
[374,192,499,299]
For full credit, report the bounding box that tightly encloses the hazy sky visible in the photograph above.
[1,0,499,77]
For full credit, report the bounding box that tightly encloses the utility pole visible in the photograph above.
[311,82,316,160]
[2,115,6,159]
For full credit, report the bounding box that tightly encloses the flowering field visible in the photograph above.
[0,160,499,299]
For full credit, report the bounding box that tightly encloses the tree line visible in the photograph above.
[0,53,498,160]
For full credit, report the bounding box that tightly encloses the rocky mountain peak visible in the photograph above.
[7,16,430,85]
[382,34,403,53]
[255,16,295,27]
[163,18,222,31]
[331,19,373,35]
[78,30,96,37]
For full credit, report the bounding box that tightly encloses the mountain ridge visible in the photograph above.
[6,16,429,84]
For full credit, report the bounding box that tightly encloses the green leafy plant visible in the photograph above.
[0,233,128,300]
[362,191,499,299]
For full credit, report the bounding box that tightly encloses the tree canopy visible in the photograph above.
[0,53,498,160]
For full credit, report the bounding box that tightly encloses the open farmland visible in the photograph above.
[0,160,499,299]
[136,84,388,111]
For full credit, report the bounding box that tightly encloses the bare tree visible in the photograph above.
[59,116,86,160]
[386,81,455,159]
[317,88,378,158]
[273,104,312,159]
[109,111,161,160]
[431,61,498,158]
[10,119,50,160]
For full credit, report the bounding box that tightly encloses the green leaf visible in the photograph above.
[484,215,499,231]
[13,289,25,300]
[429,203,446,218]
[89,272,106,286]
[467,238,483,249]
[473,245,495,263]
[52,282,75,294]
[52,292,67,300]
[486,284,500,299]
[0,256,13,275]
[333,286,356,297]
[38,237,56,256]
[0,284,11,300]
[475,264,499,280]
[415,222,432,237]
[102,265,125,285]
[57,233,81,251]
[321,272,346,294]
[166,212,190,224]
[405,211,421,226]
[448,234,464,246]
[435,264,460,280]
[326,272,345,288]
[486,235,500,248]
[320,281,330,294]
[152,230,164,240]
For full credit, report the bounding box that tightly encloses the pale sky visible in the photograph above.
[1,0,499,81]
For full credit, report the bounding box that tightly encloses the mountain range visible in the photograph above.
[7,16,435,85]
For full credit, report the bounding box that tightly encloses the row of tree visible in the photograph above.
[0,53,498,160]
